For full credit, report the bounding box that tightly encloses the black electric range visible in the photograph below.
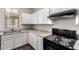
[43,28,77,50]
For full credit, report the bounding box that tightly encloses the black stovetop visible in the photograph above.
[44,28,77,49]
[44,35,76,49]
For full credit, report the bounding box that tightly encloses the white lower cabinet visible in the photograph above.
[14,37,24,48]
[1,38,14,50]
[43,8,53,24]
[1,32,43,50]
[1,33,27,50]
[28,33,32,46]
[22,33,28,45]
[14,33,27,48]
[28,33,37,49]
[37,36,43,50]
[28,32,43,50]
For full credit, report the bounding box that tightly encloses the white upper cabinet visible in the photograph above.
[43,8,53,24]
[37,9,44,24]
[50,8,60,14]
[37,8,53,24]
[22,13,31,24]
[30,12,38,24]
[21,8,74,24]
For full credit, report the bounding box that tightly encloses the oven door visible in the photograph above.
[43,39,61,50]
[43,39,73,50]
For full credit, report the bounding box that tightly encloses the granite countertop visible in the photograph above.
[0,31,27,36]
[0,29,79,50]
[0,29,51,38]
[25,29,51,37]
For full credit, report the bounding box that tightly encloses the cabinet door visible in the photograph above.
[37,36,43,50]
[50,8,60,14]
[30,13,38,24]
[22,13,30,24]
[1,39,13,50]
[22,33,28,45]
[32,34,37,49]
[28,33,33,45]
[28,33,37,49]
[37,9,44,24]
[43,8,53,24]
[14,37,23,48]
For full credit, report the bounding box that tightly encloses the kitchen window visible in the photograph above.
[5,8,19,32]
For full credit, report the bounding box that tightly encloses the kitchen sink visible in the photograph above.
[3,30,21,35]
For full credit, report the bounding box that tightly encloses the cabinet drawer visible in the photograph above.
[2,37,13,41]
[1,33,25,39]
[1,35,15,39]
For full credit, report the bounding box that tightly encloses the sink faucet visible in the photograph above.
[10,28,14,32]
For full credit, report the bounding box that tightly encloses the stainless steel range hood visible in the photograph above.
[48,9,76,20]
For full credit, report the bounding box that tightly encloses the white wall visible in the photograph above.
[33,24,53,32]
[21,24,33,29]
[0,8,5,31]
[52,18,79,34]
[33,18,79,34]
